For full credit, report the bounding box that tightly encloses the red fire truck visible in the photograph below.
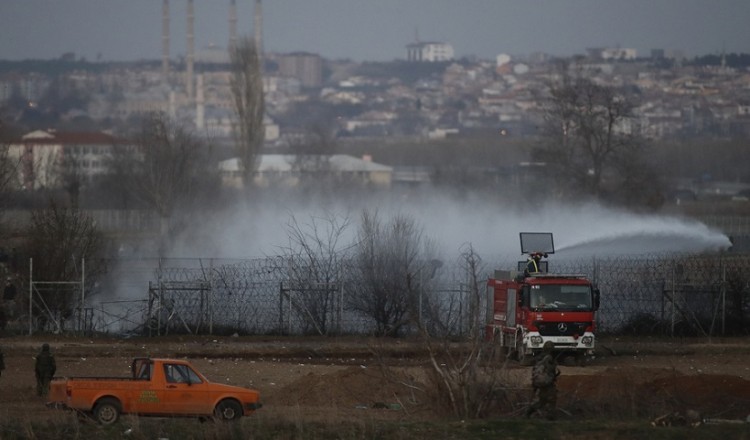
[485,233,600,365]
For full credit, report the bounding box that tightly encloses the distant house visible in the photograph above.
[8,130,121,190]
[406,41,454,62]
[218,154,393,189]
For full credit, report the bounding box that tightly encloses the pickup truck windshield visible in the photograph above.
[530,284,592,311]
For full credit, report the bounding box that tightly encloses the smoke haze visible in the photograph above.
[99,191,730,328]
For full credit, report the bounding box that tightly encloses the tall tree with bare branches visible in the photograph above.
[534,64,657,205]
[107,112,218,254]
[230,36,265,188]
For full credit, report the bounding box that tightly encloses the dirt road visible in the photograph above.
[0,335,748,424]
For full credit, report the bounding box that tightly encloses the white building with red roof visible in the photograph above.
[9,130,121,190]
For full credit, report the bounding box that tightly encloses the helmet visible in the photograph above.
[42,343,50,351]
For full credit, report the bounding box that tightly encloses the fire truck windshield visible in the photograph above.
[529,284,593,311]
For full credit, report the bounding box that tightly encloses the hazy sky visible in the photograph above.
[1,0,749,62]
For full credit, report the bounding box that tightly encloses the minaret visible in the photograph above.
[196,74,205,130]
[186,0,195,101]
[162,0,170,82]
[254,0,263,54]
[229,0,238,52]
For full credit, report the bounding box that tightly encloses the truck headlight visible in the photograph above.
[581,336,593,346]
[530,336,543,346]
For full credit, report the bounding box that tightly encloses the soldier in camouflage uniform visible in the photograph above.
[34,343,56,397]
[0,346,5,377]
[525,341,560,420]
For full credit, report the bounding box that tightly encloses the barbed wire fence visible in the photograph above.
[83,253,750,338]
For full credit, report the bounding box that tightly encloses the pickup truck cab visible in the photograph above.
[48,357,262,424]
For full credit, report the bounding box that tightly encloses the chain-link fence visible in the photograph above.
[596,254,750,336]
[89,253,750,338]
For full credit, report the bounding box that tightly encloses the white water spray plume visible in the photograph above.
[168,194,731,260]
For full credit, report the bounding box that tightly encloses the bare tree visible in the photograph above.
[230,36,265,188]
[279,212,351,335]
[284,122,343,194]
[0,121,20,203]
[371,244,513,420]
[0,122,20,261]
[107,112,218,254]
[534,64,654,202]
[609,142,664,208]
[417,244,510,419]
[457,244,486,338]
[23,200,107,331]
[58,153,85,209]
[348,210,433,336]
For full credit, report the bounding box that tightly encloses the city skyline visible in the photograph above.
[1,0,749,62]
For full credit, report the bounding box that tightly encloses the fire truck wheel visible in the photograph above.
[93,397,121,425]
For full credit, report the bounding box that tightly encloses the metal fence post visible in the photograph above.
[721,259,726,335]
[157,258,162,336]
[279,281,284,335]
[338,281,343,336]
[670,261,675,338]
[209,258,214,335]
[28,257,33,336]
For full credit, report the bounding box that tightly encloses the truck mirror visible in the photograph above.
[593,288,601,311]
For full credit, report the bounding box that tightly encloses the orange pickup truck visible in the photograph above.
[48,357,262,424]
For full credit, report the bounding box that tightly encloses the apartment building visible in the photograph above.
[406,42,454,62]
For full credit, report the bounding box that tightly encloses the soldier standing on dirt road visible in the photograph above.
[525,341,560,420]
[35,343,56,397]
[0,346,5,377]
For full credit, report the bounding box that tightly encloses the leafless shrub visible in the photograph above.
[368,244,520,420]
[279,212,351,335]
[347,210,435,337]
[21,200,108,331]
[417,244,516,419]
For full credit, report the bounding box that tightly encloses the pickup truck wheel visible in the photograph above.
[214,400,242,421]
[93,398,121,425]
